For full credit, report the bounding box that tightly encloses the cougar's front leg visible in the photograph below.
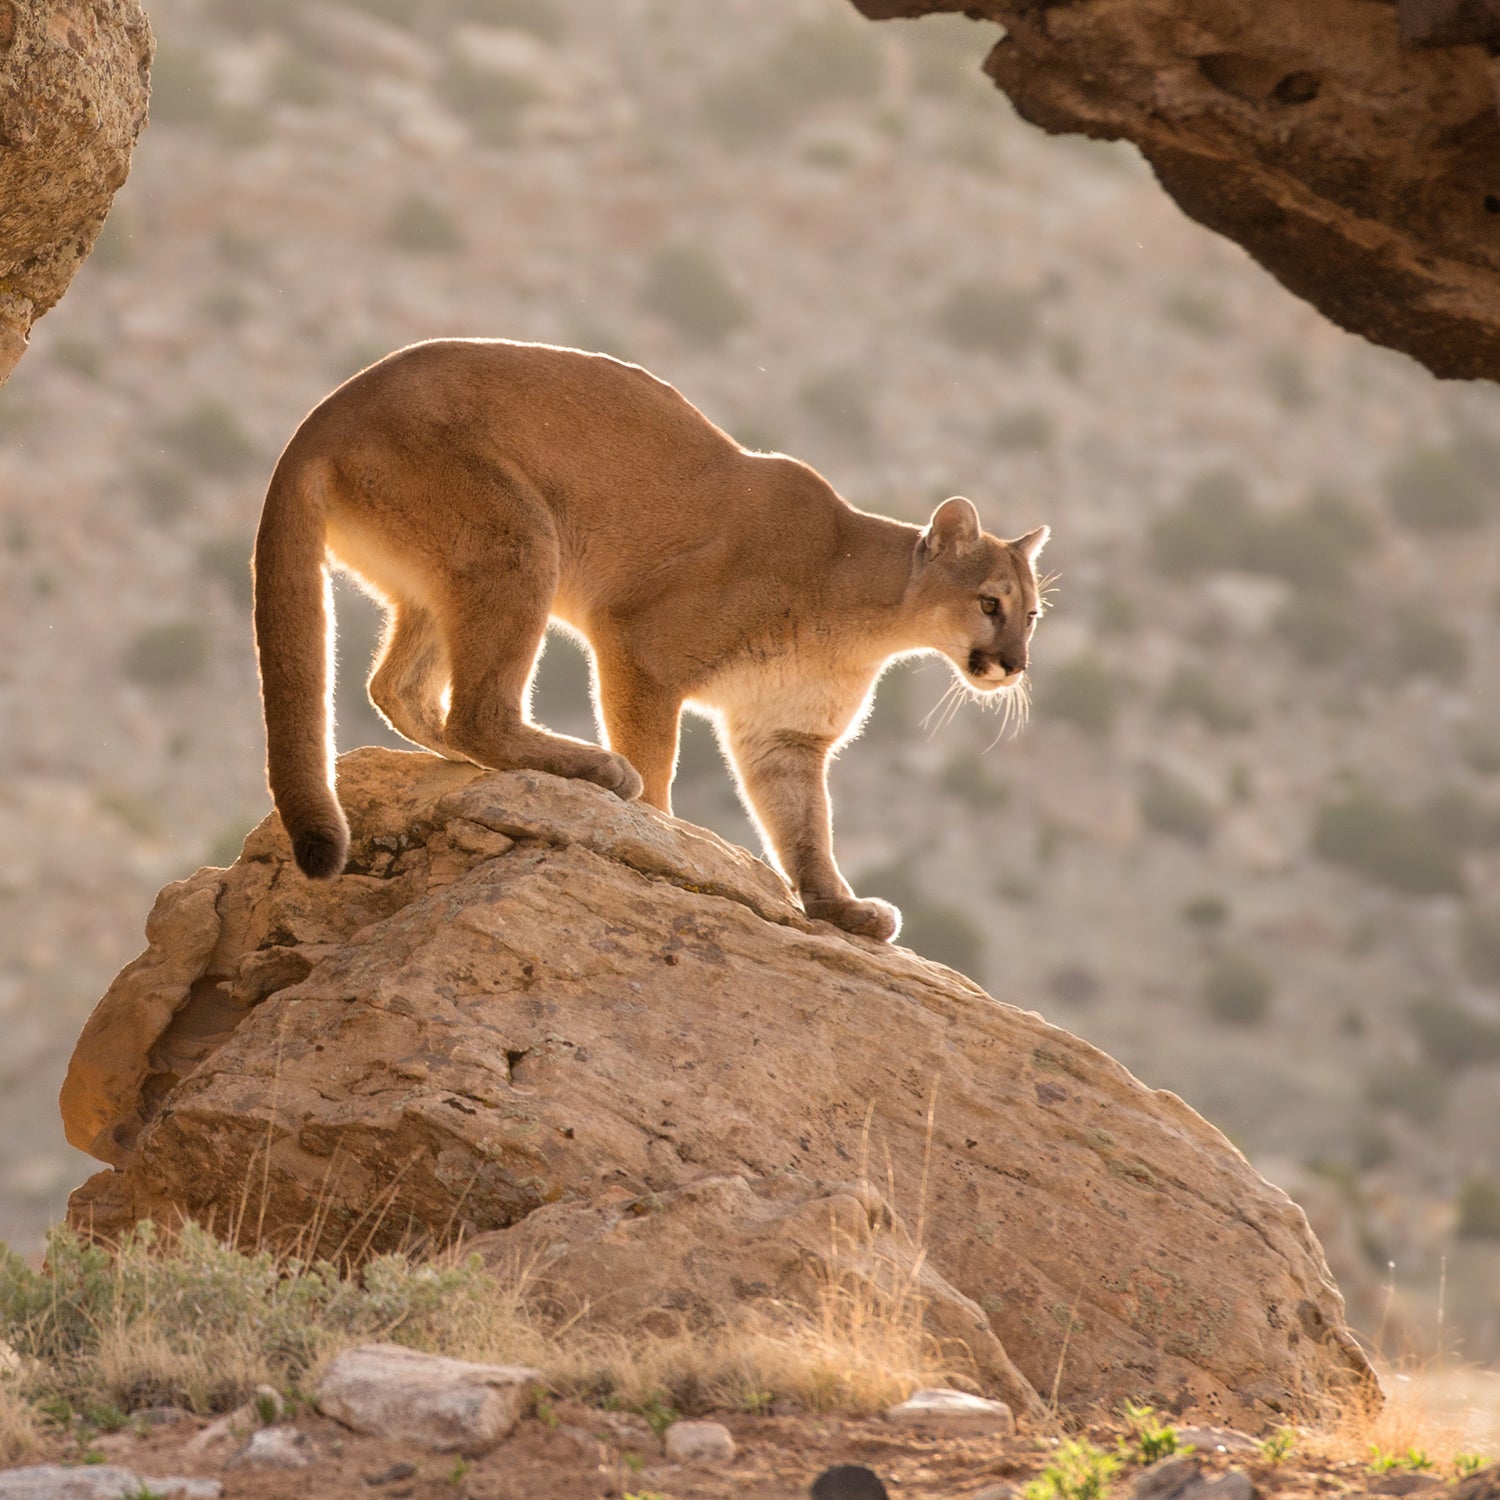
[722,721,899,942]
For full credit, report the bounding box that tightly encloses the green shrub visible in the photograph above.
[1312,787,1465,896]
[1456,1177,1500,1240]
[1152,476,1372,589]
[1407,993,1500,1072]
[1385,436,1498,531]
[1203,951,1272,1026]
[1422,786,1500,851]
[1364,1060,1447,1124]
[1160,667,1253,733]
[934,282,1040,360]
[439,58,541,146]
[1041,656,1119,739]
[1181,893,1229,931]
[1140,767,1216,844]
[158,401,259,478]
[641,244,748,349]
[1274,590,1365,668]
[1461,905,1500,987]
[122,622,210,687]
[988,406,1055,452]
[799,369,872,443]
[1390,612,1468,685]
[386,193,465,254]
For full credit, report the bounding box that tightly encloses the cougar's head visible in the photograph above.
[911,496,1050,693]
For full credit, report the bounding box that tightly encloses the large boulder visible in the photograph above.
[61,748,1374,1425]
[853,0,1500,382]
[0,0,152,386]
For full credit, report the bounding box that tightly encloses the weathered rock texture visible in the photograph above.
[0,0,152,385]
[852,0,1500,381]
[62,748,1374,1424]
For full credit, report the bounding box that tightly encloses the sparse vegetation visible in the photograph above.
[1408,993,1500,1072]
[1312,787,1466,896]
[800,368,873,442]
[1390,611,1468,685]
[440,57,541,146]
[988,406,1055,452]
[1160,667,1253,733]
[386,192,466,254]
[1455,1176,1500,1240]
[934,281,1041,360]
[641,244,749,348]
[1042,656,1120,739]
[1364,1060,1446,1125]
[158,401,259,479]
[1139,767,1216,845]
[1151,475,1374,590]
[702,17,883,149]
[1461,905,1500,987]
[1181,894,1229,931]
[1023,1439,1120,1500]
[1385,435,1498,531]
[451,0,566,39]
[122,622,210,688]
[1202,951,1272,1027]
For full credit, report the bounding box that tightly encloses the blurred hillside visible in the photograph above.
[2,0,1499,1354]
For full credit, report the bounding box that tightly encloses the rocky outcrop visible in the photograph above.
[62,749,1374,1424]
[852,0,1500,382]
[0,0,152,386]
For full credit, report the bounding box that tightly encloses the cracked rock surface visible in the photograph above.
[0,0,152,385]
[62,748,1372,1423]
[852,0,1500,381]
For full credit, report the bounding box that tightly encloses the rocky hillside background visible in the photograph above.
[2,0,1499,1356]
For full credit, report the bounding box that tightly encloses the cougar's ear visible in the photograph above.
[919,496,982,561]
[1011,525,1050,565]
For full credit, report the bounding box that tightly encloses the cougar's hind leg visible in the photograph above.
[368,599,452,755]
[439,548,643,800]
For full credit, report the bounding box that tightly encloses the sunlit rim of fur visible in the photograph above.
[921,670,1032,746]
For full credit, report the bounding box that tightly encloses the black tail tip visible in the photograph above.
[811,1467,889,1500]
[292,826,348,880]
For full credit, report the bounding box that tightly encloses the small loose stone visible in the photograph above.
[364,1460,419,1486]
[883,1388,1015,1436]
[663,1419,736,1463]
[226,1424,319,1469]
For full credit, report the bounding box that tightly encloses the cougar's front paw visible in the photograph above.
[803,895,901,943]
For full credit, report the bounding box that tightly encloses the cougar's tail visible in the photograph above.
[252,456,349,879]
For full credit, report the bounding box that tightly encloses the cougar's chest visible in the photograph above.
[692,648,874,742]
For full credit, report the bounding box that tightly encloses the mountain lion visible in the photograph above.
[253,338,1049,941]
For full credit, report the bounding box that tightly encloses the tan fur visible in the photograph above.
[252,338,1049,940]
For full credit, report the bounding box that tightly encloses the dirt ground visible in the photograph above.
[19,1403,1491,1500]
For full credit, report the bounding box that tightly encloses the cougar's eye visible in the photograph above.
[980,596,999,616]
